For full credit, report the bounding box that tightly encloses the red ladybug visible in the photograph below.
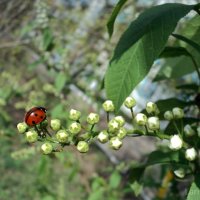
[25,107,47,126]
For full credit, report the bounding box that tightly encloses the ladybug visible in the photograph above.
[25,107,47,126]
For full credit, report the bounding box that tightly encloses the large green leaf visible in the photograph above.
[105,3,195,112]
[107,0,128,38]
[187,174,200,200]
[154,15,200,81]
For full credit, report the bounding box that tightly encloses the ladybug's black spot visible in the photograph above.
[32,121,36,124]
[34,113,38,117]
[40,116,43,119]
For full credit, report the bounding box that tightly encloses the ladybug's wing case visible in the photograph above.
[24,107,38,123]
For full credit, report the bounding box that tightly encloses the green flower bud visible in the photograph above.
[69,109,81,121]
[197,127,200,137]
[50,119,61,131]
[97,130,109,143]
[56,130,69,143]
[17,122,28,134]
[114,116,125,127]
[41,142,53,154]
[87,113,100,125]
[147,117,160,131]
[172,107,184,119]
[102,100,115,112]
[77,141,89,153]
[174,168,185,178]
[26,130,38,143]
[117,127,127,139]
[146,102,157,114]
[108,119,120,133]
[135,113,147,126]
[69,122,81,135]
[124,97,136,108]
[164,111,173,121]
[109,137,122,150]
[185,148,197,161]
[184,124,195,137]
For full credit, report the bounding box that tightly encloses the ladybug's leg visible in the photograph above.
[34,125,42,137]
[44,127,52,137]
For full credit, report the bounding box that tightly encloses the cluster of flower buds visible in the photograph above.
[164,107,184,121]
[17,97,199,166]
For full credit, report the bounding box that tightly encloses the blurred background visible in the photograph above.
[0,0,199,199]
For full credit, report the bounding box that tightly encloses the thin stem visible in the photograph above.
[189,55,200,86]
[172,120,181,135]
[130,107,135,119]
[90,124,95,132]
[106,112,110,122]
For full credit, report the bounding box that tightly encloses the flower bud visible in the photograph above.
[147,117,160,130]
[164,111,173,121]
[69,109,81,121]
[102,100,115,112]
[108,119,120,133]
[26,130,38,143]
[185,148,197,161]
[41,142,53,154]
[87,113,100,125]
[17,122,28,134]
[50,119,61,131]
[184,124,195,137]
[174,168,185,178]
[169,135,183,150]
[68,122,81,135]
[124,97,136,108]
[146,102,157,114]
[172,107,184,119]
[56,130,69,143]
[117,127,127,139]
[135,113,147,126]
[77,141,89,153]
[97,130,109,143]
[114,116,125,127]
[197,127,200,137]
[109,137,122,150]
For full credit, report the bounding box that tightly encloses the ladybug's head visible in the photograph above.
[37,107,47,112]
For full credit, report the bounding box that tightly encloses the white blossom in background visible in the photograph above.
[169,135,183,150]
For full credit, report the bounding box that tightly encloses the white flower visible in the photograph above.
[69,109,81,121]
[109,137,123,150]
[124,97,136,108]
[114,116,125,127]
[169,135,183,150]
[97,131,109,143]
[87,113,100,125]
[147,117,160,130]
[174,168,185,178]
[135,113,147,126]
[172,107,184,119]
[185,148,197,161]
[108,119,120,133]
[164,111,173,121]
[102,100,115,112]
[184,124,195,137]
[146,102,157,114]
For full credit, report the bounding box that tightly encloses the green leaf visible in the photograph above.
[107,0,128,37]
[172,33,200,54]
[159,46,190,58]
[109,171,121,189]
[105,3,194,112]
[187,174,200,200]
[55,72,67,92]
[176,84,199,91]
[43,28,54,51]
[156,98,194,118]
[130,181,143,197]
[165,117,199,134]
[154,15,200,81]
